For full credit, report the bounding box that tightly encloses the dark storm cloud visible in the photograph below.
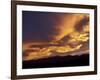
[75,16,89,32]
[22,11,64,42]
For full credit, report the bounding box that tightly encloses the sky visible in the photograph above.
[22,11,89,61]
[22,11,89,42]
[22,11,65,42]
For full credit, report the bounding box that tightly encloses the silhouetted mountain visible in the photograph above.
[23,54,89,69]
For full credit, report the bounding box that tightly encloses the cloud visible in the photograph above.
[22,12,89,61]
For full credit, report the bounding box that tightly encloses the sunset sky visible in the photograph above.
[22,11,89,61]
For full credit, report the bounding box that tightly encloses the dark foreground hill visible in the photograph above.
[23,54,89,69]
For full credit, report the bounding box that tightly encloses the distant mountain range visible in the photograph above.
[23,54,89,69]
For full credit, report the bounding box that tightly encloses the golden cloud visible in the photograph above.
[23,13,89,61]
